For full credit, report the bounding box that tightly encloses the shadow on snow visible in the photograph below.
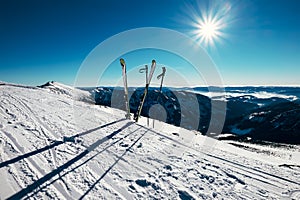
[0,119,125,169]
[6,120,132,200]
[78,129,148,199]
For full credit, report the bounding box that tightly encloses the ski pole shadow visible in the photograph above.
[79,129,149,200]
[0,118,125,168]
[7,121,133,200]
[27,125,144,199]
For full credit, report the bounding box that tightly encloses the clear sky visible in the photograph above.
[1,0,300,86]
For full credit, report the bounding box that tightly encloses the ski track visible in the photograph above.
[1,90,81,198]
[1,84,299,199]
[5,119,132,198]
[1,131,69,199]
[136,126,300,199]
[0,92,74,199]
[59,119,298,199]
[58,122,140,199]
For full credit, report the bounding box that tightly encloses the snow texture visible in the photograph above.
[0,82,299,199]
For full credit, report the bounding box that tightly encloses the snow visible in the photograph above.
[0,82,299,199]
[187,90,298,101]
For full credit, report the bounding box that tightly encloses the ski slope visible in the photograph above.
[0,82,299,199]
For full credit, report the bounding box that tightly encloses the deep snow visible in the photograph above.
[0,82,299,199]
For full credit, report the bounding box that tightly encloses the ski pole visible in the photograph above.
[153,66,166,128]
[139,65,149,126]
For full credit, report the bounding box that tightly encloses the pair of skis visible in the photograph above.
[120,58,166,123]
[135,62,167,123]
[120,58,156,121]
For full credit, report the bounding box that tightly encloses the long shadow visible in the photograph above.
[0,140,63,169]
[27,126,144,199]
[0,119,125,168]
[7,121,133,200]
[79,129,149,200]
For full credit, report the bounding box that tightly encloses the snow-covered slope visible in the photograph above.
[39,81,94,104]
[0,82,299,199]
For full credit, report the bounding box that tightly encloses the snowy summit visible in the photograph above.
[0,81,299,199]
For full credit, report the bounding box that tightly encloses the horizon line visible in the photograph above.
[1,80,300,88]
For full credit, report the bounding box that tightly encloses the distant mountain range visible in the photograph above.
[92,86,300,144]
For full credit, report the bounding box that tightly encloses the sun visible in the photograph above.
[201,23,217,37]
[184,1,233,47]
[197,20,220,44]
[194,15,224,47]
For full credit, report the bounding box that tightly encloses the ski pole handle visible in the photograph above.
[157,66,166,80]
[139,65,148,73]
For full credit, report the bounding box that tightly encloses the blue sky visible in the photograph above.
[1,0,300,86]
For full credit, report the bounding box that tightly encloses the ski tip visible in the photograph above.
[152,59,156,64]
[162,66,166,72]
[120,58,125,66]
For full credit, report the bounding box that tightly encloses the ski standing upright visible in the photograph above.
[120,58,131,119]
[134,60,156,122]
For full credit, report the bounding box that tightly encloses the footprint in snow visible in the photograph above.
[135,179,160,190]
[178,190,195,200]
[128,185,136,191]
[119,142,129,147]
[163,165,172,171]
[135,179,151,187]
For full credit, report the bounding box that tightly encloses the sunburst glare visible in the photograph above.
[182,1,234,48]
